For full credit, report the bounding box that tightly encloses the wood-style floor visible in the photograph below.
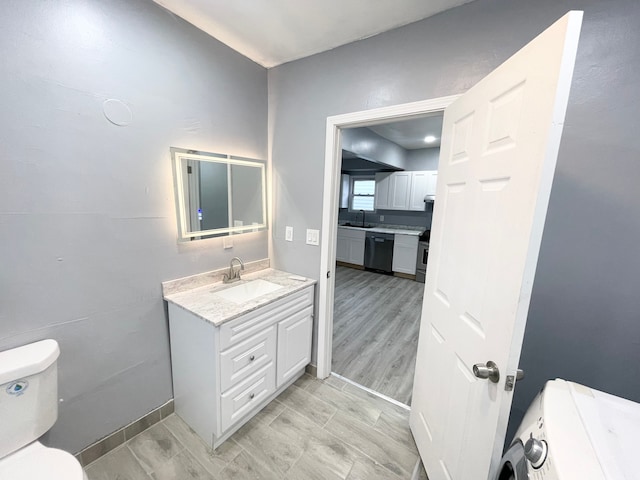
[332,266,424,405]
[86,374,429,480]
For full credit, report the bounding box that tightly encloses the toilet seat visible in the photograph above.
[0,441,86,479]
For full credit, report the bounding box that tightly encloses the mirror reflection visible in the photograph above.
[171,148,267,241]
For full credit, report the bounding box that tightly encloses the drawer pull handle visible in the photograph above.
[249,393,255,399]
[249,355,255,361]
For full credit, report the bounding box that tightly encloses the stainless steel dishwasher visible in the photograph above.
[364,231,394,273]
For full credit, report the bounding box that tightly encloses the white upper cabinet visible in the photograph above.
[374,172,392,209]
[409,171,438,210]
[376,170,437,211]
[390,172,412,210]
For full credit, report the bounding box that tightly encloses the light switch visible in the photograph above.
[306,229,320,246]
[223,236,233,249]
[285,226,293,242]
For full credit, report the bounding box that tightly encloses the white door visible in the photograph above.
[410,11,582,480]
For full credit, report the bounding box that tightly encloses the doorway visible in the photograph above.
[316,95,460,383]
[331,114,443,405]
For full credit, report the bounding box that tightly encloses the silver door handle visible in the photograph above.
[473,361,500,383]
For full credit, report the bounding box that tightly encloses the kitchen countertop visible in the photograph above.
[164,268,316,326]
[338,224,424,236]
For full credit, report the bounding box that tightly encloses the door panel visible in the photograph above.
[410,12,583,480]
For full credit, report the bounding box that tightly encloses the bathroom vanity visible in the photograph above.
[163,267,315,449]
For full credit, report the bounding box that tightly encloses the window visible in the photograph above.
[350,177,376,211]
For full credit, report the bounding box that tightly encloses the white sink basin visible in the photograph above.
[213,279,283,304]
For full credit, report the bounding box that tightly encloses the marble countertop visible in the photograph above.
[338,224,424,236]
[164,268,316,327]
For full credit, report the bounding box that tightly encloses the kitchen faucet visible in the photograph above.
[359,209,365,227]
[223,256,245,284]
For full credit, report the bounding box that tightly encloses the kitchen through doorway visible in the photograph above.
[330,112,444,406]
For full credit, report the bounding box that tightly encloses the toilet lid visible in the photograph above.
[0,442,85,479]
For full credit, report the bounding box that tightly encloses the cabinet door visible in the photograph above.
[276,306,313,387]
[336,234,349,262]
[409,171,430,211]
[348,237,365,265]
[389,172,411,210]
[392,234,419,274]
[374,172,392,209]
[425,171,438,196]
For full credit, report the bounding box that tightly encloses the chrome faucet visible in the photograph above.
[359,209,365,227]
[223,256,245,284]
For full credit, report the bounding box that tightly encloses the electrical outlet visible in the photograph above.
[306,229,320,246]
[223,236,233,249]
[285,226,293,242]
[380,215,384,222]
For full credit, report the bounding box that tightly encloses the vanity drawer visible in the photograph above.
[220,362,276,432]
[220,325,276,392]
[220,286,314,349]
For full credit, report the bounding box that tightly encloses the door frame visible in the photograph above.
[317,95,460,379]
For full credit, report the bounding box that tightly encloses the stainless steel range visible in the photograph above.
[415,230,430,283]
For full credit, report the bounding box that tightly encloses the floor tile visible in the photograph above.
[285,449,346,480]
[163,414,242,475]
[276,384,337,427]
[342,382,410,416]
[80,373,424,480]
[232,419,304,476]
[150,449,213,480]
[127,423,183,473]
[269,407,357,478]
[373,409,418,454]
[307,381,382,426]
[85,445,150,480]
[217,450,281,480]
[325,410,418,478]
[346,456,405,480]
[293,373,316,390]
[324,374,349,391]
[417,460,430,480]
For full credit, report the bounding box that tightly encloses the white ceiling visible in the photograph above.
[368,114,444,149]
[153,0,473,68]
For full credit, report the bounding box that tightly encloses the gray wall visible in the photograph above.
[406,148,440,171]
[0,0,267,453]
[269,0,640,444]
[341,127,407,169]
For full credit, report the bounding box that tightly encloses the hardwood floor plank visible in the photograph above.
[332,266,424,405]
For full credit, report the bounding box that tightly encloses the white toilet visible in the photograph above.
[0,339,87,479]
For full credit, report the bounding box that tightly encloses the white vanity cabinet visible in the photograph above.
[336,227,365,265]
[168,285,314,449]
[392,234,419,275]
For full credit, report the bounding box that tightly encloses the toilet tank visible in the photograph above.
[0,339,60,459]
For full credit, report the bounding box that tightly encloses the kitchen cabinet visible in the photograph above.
[409,171,438,210]
[336,227,366,265]
[168,285,314,449]
[374,172,392,209]
[375,170,438,211]
[390,172,412,209]
[392,233,419,275]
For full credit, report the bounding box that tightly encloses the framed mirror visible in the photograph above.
[171,147,267,241]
